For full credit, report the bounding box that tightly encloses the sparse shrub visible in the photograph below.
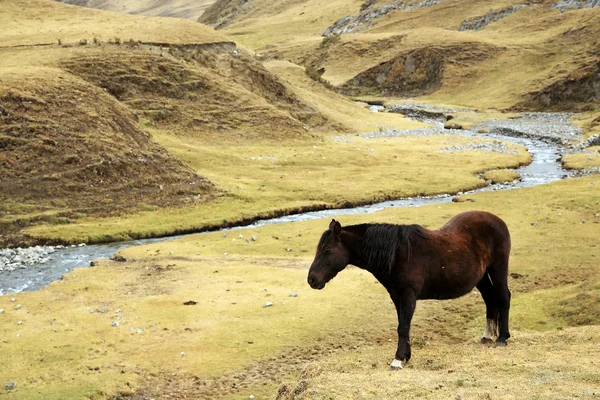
[305,66,333,89]
[114,37,122,45]
[360,0,377,11]
[42,215,58,225]
[320,34,341,48]
[79,39,88,46]
[93,37,99,45]
[69,212,87,219]
[138,203,156,212]
[18,218,30,227]
[52,199,68,207]
[153,108,175,122]
[42,138,58,146]
[57,38,62,46]
[63,154,80,165]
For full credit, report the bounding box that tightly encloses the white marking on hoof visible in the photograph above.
[482,318,498,340]
[390,359,403,369]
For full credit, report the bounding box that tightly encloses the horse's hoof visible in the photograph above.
[390,359,404,370]
[494,340,508,347]
[480,337,494,345]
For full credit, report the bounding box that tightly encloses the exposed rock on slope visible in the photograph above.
[552,0,600,12]
[340,43,497,97]
[459,4,529,31]
[199,0,250,29]
[323,0,446,36]
[515,61,600,111]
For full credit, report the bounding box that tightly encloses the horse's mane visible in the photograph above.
[354,223,426,275]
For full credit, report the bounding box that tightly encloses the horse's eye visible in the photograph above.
[323,249,332,255]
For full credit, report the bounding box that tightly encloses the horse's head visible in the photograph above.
[307,219,350,290]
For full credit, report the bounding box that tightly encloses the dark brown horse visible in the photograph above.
[307,211,511,369]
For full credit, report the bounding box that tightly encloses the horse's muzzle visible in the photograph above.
[307,275,325,290]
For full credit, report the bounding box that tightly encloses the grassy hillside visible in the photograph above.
[0,67,216,244]
[0,0,225,46]
[55,0,216,20]
[3,0,543,247]
[204,0,600,112]
[0,0,427,245]
[1,174,598,399]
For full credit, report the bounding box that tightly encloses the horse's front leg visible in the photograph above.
[389,289,417,370]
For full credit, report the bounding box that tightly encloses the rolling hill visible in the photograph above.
[201,0,600,115]
[0,0,357,245]
[55,0,217,20]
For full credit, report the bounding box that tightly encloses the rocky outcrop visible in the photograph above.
[551,0,600,13]
[199,0,248,29]
[323,0,446,36]
[459,5,529,31]
[341,47,444,96]
[339,43,495,97]
[515,62,600,111]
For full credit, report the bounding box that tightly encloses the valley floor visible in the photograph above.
[1,174,598,399]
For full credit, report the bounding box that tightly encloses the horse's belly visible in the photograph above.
[419,284,475,300]
[418,266,485,300]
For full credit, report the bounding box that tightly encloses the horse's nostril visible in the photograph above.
[308,276,315,287]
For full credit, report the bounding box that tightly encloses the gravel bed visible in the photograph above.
[0,246,69,273]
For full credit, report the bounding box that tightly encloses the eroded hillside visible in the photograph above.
[202,0,600,112]
[0,0,361,245]
[0,68,215,217]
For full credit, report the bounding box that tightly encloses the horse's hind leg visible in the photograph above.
[487,258,511,346]
[476,274,499,344]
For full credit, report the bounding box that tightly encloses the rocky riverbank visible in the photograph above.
[0,245,84,273]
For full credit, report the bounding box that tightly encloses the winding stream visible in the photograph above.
[0,109,579,295]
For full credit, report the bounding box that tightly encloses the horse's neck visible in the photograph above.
[340,227,367,267]
[341,226,379,272]
[341,225,395,286]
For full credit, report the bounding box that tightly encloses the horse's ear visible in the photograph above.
[329,219,342,235]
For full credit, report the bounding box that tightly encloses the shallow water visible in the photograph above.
[0,115,572,295]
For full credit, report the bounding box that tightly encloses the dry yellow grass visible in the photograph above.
[2,174,599,399]
[278,326,600,399]
[483,170,521,184]
[201,0,363,49]
[54,0,217,20]
[0,0,226,47]
[214,0,600,112]
[263,59,424,132]
[24,133,530,243]
[562,148,600,170]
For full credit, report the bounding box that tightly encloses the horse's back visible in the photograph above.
[441,211,510,247]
